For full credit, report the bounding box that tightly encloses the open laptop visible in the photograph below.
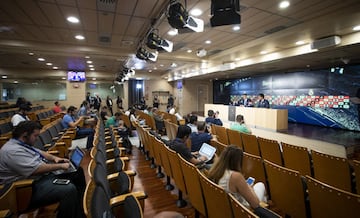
[52,146,84,175]
[199,143,216,163]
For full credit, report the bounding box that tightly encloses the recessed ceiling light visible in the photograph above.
[148,70,152,73]
[88,65,94,68]
[28,52,34,56]
[92,78,96,80]
[353,25,360,31]
[62,77,66,80]
[38,58,45,61]
[232,25,241,31]
[85,56,90,59]
[260,51,268,55]
[167,29,178,36]
[235,58,241,61]
[153,67,157,70]
[90,68,95,71]
[205,40,212,44]
[14,80,18,84]
[87,60,93,64]
[67,16,79,23]
[190,8,203,16]
[187,49,192,53]
[160,64,164,67]
[75,35,85,40]
[46,62,52,66]
[1,75,7,79]
[171,63,177,67]
[295,40,305,45]
[279,1,290,9]
[53,66,59,70]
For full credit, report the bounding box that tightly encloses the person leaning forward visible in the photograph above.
[0,121,86,218]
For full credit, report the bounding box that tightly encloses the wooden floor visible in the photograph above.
[129,146,196,218]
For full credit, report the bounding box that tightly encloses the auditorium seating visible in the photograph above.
[353,160,360,194]
[210,139,227,156]
[264,160,308,218]
[228,194,259,218]
[242,152,268,192]
[281,142,312,176]
[226,128,243,149]
[241,132,261,156]
[212,125,229,145]
[257,137,283,166]
[306,176,360,218]
[311,150,352,192]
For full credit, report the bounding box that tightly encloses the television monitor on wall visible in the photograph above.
[67,71,86,82]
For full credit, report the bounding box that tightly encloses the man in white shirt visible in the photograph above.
[11,104,32,127]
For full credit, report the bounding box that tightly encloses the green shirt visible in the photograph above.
[230,122,251,134]
[105,116,117,128]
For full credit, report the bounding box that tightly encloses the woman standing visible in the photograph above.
[116,96,123,109]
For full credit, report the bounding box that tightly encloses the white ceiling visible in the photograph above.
[0,0,359,83]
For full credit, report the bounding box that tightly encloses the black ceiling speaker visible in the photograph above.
[210,0,241,27]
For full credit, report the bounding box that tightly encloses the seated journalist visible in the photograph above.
[0,121,86,218]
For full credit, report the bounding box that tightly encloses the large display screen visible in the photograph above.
[67,71,86,82]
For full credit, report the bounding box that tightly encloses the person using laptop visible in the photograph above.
[208,145,267,210]
[169,125,208,166]
[62,106,95,150]
[190,121,217,152]
[0,121,86,218]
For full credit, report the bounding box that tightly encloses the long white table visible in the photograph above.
[204,104,288,131]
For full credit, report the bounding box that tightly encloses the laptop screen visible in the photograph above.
[71,147,84,168]
[199,143,216,160]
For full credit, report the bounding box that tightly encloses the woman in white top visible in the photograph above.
[208,145,267,209]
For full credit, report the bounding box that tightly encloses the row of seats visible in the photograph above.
[211,124,360,194]
[0,105,44,119]
[136,122,280,218]
[83,120,147,218]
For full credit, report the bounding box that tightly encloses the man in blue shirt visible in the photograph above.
[62,106,94,150]
[205,109,223,126]
[256,93,270,108]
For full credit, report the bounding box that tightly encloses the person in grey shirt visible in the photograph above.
[0,121,85,218]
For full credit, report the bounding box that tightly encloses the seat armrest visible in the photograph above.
[109,191,147,206]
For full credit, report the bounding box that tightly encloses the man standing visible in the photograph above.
[0,121,85,218]
[167,94,174,107]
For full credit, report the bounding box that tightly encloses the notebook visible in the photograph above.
[52,146,84,175]
[199,143,216,163]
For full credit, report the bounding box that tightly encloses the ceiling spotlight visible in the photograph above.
[67,16,79,23]
[167,1,204,33]
[75,35,85,40]
[146,31,173,52]
[136,47,158,62]
[210,0,241,27]
[38,58,45,61]
[279,1,290,9]
[232,25,241,31]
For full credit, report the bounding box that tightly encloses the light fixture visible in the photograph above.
[295,40,305,45]
[136,47,158,62]
[167,29,178,36]
[260,51,268,55]
[53,66,59,70]
[232,25,241,31]
[28,52,34,56]
[190,8,203,16]
[87,61,93,64]
[205,40,212,44]
[353,25,360,31]
[75,35,85,40]
[279,1,290,9]
[67,16,79,23]
[1,75,7,79]
[210,0,241,27]
[146,31,173,52]
[46,62,52,66]
[38,58,45,61]
[167,1,204,33]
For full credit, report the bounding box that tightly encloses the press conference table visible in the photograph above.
[204,104,288,131]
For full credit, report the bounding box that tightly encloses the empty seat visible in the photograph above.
[311,150,352,192]
[258,137,283,166]
[226,128,243,149]
[306,175,360,218]
[281,142,312,176]
[241,133,260,156]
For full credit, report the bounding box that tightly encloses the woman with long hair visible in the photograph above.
[207,145,267,209]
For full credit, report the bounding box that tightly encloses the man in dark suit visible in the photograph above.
[256,93,270,108]
[238,93,252,107]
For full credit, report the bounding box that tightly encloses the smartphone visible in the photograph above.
[246,177,255,186]
[53,179,70,185]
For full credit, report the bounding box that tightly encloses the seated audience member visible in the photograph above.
[53,101,62,113]
[190,121,216,152]
[117,120,132,154]
[78,101,96,127]
[105,112,122,128]
[256,93,270,108]
[169,125,208,166]
[11,104,32,127]
[208,145,267,210]
[61,106,95,150]
[205,109,223,126]
[0,121,86,218]
[230,115,251,134]
[151,108,165,134]
[187,115,198,133]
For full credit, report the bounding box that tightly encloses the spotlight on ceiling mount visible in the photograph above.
[146,31,173,52]
[210,0,241,27]
[136,47,158,62]
[167,0,204,33]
